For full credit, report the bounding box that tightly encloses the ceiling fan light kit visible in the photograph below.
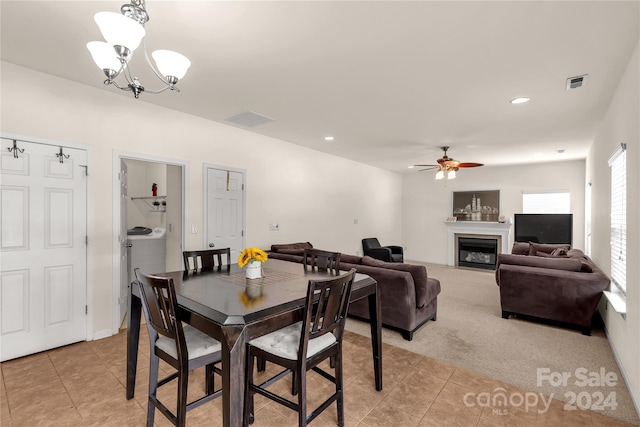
[86,0,191,98]
[414,146,483,180]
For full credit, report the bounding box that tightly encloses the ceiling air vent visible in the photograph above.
[566,74,588,90]
[224,110,275,127]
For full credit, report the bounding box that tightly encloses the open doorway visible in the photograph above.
[112,152,189,334]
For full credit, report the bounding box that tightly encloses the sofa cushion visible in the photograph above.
[551,247,569,256]
[270,242,313,253]
[277,248,306,255]
[580,261,594,273]
[498,253,582,272]
[528,242,571,256]
[339,254,363,265]
[536,251,568,258]
[361,256,432,308]
[512,242,531,255]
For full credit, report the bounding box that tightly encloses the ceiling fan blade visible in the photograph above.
[418,166,438,171]
[413,164,438,167]
[457,162,484,168]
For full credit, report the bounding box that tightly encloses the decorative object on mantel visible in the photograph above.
[86,0,191,98]
[452,190,500,222]
[412,146,484,179]
[238,247,268,279]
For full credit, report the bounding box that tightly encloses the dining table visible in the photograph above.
[126,258,382,427]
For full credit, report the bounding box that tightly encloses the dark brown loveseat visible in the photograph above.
[495,242,610,335]
[269,242,441,340]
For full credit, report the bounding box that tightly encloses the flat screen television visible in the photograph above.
[514,214,573,245]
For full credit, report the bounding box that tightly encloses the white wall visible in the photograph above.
[0,62,402,335]
[402,160,586,264]
[587,41,639,413]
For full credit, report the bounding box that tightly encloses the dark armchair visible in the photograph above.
[362,238,404,263]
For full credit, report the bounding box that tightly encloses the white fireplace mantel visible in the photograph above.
[446,221,511,266]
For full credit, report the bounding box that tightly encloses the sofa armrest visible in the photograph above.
[364,247,393,262]
[384,245,403,255]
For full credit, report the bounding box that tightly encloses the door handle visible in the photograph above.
[125,243,133,248]
[209,243,215,248]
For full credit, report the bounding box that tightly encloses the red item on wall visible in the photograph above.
[152,183,158,197]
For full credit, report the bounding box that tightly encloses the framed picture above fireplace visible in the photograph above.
[452,190,500,222]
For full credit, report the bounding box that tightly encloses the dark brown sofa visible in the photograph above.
[495,242,610,335]
[269,242,441,340]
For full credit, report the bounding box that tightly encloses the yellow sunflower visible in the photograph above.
[238,247,268,268]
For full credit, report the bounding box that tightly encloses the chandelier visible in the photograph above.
[435,165,456,180]
[86,0,190,98]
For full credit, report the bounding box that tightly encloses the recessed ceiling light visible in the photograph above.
[510,97,530,104]
[324,136,334,141]
[407,165,415,169]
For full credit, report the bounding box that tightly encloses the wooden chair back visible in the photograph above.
[299,268,356,360]
[303,248,341,274]
[134,269,186,359]
[182,248,231,272]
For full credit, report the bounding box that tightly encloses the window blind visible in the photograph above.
[522,191,570,213]
[608,143,626,294]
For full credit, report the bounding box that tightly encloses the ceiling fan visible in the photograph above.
[413,146,484,179]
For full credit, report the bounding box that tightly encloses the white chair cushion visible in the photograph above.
[249,321,336,360]
[156,324,221,360]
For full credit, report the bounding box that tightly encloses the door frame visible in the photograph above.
[112,151,189,334]
[0,131,94,340]
[202,163,246,252]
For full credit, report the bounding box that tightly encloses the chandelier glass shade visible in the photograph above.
[435,165,456,180]
[86,1,191,98]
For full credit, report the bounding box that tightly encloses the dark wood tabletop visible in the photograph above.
[126,258,382,427]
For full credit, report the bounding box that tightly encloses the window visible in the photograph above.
[609,143,627,294]
[522,191,570,213]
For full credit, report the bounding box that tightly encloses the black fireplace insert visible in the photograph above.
[458,237,498,270]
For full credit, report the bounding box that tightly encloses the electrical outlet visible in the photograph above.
[269,223,279,231]
[191,225,198,234]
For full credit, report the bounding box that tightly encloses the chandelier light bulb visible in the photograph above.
[435,170,445,180]
[447,169,456,179]
[94,12,145,54]
[152,50,191,81]
[87,41,122,75]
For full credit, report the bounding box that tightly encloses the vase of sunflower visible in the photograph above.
[238,247,268,279]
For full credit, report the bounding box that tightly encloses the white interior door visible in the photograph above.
[119,160,128,327]
[205,167,245,261]
[1,138,87,361]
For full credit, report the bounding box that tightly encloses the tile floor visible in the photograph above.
[1,328,635,427]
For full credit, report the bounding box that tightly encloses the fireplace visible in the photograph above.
[457,237,498,270]
[445,221,511,268]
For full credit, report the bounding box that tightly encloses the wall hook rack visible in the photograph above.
[7,140,25,159]
[56,146,70,163]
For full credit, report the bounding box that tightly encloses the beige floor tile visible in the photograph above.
[2,330,638,427]
[417,381,483,427]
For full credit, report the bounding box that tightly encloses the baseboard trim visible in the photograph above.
[603,322,640,419]
[92,329,113,340]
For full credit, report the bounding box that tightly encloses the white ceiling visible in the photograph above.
[2,1,638,173]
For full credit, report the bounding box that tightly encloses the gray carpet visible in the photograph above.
[345,262,640,425]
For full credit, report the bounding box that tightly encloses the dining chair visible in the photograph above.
[182,248,231,272]
[302,248,341,274]
[255,248,342,376]
[243,268,357,427]
[134,268,223,427]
